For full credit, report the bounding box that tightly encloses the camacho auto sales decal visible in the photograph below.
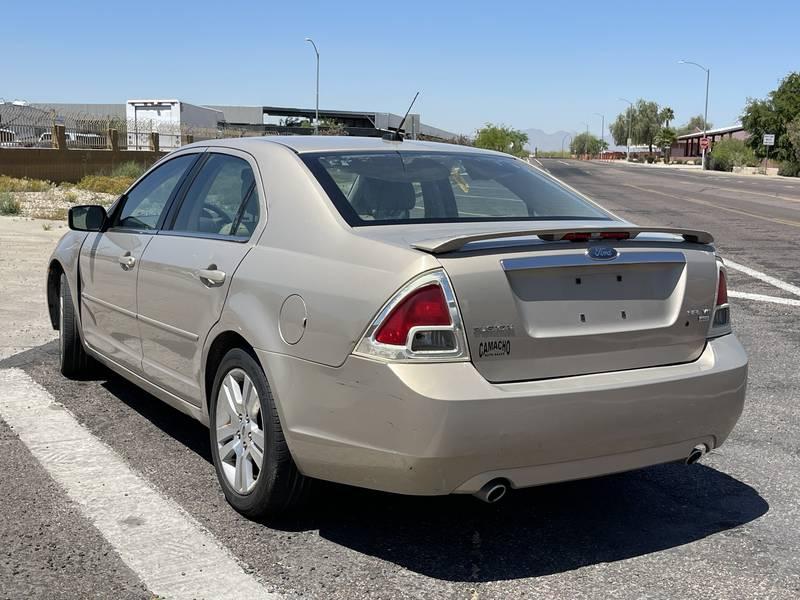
[478,339,511,358]
[473,324,514,358]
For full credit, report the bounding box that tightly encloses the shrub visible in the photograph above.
[110,161,147,179]
[76,175,135,196]
[0,176,53,192]
[708,138,758,172]
[65,190,79,203]
[0,192,22,215]
[778,161,800,177]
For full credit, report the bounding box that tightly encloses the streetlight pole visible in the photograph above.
[304,37,320,135]
[561,133,572,157]
[620,98,633,161]
[593,112,605,154]
[678,59,710,169]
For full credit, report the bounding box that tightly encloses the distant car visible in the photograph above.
[47,136,748,517]
[38,131,76,147]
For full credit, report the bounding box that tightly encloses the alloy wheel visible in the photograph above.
[215,368,265,494]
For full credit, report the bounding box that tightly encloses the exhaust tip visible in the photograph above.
[474,479,508,504]
[686,444,708,465]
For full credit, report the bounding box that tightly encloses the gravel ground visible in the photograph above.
[2,188,115,220]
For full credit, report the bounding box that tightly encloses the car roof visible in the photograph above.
[196,135,504,156]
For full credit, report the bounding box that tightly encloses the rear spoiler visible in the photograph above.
[411,226,714,254]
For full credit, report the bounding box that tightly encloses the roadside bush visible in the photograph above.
[0,175,53,192]
[778,161,800,177]
[110,161,147,179]
[76,175,135,196]
[708,138,757,172]
[0,192,22,215]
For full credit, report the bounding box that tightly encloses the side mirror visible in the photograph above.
[68,205,108,232]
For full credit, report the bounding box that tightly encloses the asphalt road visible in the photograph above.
[2,160,799,599]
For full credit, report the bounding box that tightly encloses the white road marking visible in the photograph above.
[0,368,278,600]
[558,161,570,166]
[725,260,800,298]
[728,290,800,306]
[534,158,545,168]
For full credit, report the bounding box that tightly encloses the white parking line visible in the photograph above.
[0,368,278,600]
[725,259,800,298]
[729,291,800,307]
[558,161,570,166]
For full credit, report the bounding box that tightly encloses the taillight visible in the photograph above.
[710,261,731,334]
[375,284,450,345]
[355,270,469,362]
[716,270,728,305]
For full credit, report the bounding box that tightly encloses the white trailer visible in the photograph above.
[126,99,223,150]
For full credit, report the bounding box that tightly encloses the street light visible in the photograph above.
[593,112,605,153]
[561,133,572,157]
[619,98,634,161]
[678,59,710,169]
[304,37,320,135]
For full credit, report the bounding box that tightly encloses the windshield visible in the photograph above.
[302,151,611,226]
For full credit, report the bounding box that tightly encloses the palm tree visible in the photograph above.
[660,107,675,128]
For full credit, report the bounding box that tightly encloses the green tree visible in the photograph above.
[741,72,800,165]
[609,99,665,152]
[655,127,677,162]
[474,123,529,157]
[570,132,603,156]
[659,107,675,128]
[676,115,712,136]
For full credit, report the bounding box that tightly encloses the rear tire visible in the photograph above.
[209,348,309,518]
[59,274,91,377]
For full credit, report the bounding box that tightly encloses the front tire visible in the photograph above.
[58,274,91,377]
[209,348,308,518]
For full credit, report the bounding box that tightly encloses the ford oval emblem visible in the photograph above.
[587,246,619,261]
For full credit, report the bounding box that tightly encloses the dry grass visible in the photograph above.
[0,192,22,215]
[0,176,54,193]
[76,175,136,196]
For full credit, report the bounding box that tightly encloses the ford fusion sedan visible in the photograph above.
[47,136,747,516]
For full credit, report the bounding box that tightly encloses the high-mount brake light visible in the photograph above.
[562,231,630,242]
[563,232,591,242]
[375,284,451,345]
[354,270,470,362]
[600,231,631,240]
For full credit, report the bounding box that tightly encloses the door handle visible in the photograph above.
[118,254,136,270]
[198,267,226,287]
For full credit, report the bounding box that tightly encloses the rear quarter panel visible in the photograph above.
[213,143,439,367]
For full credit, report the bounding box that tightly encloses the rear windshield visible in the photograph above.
[302,151,611,225]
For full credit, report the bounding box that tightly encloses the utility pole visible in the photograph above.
[561,133,572,157]
[679,60,710,169]
[620,98,634,161]
[305,38,320,134]
[593,112,605,154]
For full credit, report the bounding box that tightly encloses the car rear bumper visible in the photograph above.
[257,334,747,496]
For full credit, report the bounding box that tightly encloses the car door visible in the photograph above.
[136,149,263,404]
[79,152,200,373]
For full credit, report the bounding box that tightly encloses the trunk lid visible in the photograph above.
[435,235,718,382]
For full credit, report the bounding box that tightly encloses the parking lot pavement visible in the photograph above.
[2,162,800,599]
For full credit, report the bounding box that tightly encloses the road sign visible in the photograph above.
[699,137,710,150]
[763,133,775,146]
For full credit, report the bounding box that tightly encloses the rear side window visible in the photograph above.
[170,153,259,238]
[302,152,610,225]
[114,154,197,230]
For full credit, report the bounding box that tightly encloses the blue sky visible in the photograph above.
[4,0,799,136]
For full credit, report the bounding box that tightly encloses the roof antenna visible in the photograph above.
[382,91,419,142]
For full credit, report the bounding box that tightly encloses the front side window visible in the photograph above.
[114,154,197,230]
[303,152,611,225]
[169,153,259,238]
